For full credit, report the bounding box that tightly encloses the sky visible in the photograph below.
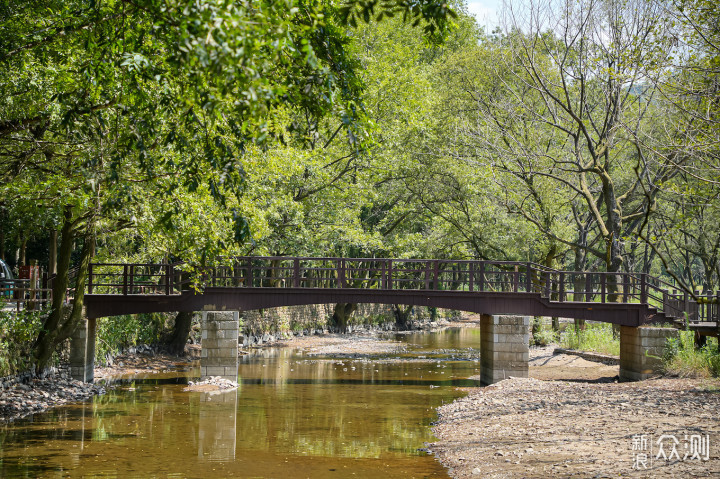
[465,0,502,29]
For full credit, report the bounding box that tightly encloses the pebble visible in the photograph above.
[432,376,720,477]
[0,371,105,424]
[186,376,238,391]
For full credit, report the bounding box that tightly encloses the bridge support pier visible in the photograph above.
[69,318,96,382]
[620,326,678,381]
[201,311,239,382]
[480,314,530,385]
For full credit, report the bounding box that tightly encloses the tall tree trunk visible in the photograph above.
[49,229,58,275]
[531,316,542,338]
[168,311,194,355]
[331,303,356,333]
[34,207,94,372]
[18,236,27,266]
[393,304,413,330]
[543,245,560,332]
[573,245,587,331]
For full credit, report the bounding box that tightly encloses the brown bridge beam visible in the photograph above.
[85,287,650,326]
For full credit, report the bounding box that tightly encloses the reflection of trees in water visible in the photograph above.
[401,326,481,350]
[235,348,466,458]
[0,329,477,471]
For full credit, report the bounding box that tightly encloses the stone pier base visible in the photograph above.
[70,318,96,382]
[201,311,239,382]
[480,314,530,385]
[620,326,678,381]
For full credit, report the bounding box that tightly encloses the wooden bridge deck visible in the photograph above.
[81,256,719,328]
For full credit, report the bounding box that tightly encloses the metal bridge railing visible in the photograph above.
[81,256,720,327]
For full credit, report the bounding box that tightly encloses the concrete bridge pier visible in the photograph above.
[480,314,530,385]
[619,326,678,381]
[70,318,97,382]
[201,311,239,382]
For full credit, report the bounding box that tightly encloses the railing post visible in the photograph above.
[513,266,519,293]
[479,262,485,292]
[433,260,439,291]
[339,259,346,288]
[165,264,171,295]
[468,262,474,292]
[684,291,690,320]
[88,263,93,294]
[424,261,431,290]
[247,258,253,288]
[128,264,134,294]
[293,259,300,288]
[600,274,606,303]
[525,262,532,293]
[559,272,565,302]
[387,259,393,290]
[123,264,128,295]
[640,274,647,304]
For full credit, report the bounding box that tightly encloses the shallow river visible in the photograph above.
[0,327,482,478]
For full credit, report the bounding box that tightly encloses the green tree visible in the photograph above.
[0,0,457,369]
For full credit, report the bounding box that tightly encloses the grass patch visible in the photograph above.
[664,331,720,378]
[559,322,620,357]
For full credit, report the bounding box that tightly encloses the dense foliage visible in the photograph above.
[0,0,718,371]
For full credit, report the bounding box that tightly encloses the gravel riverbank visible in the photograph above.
[431,374,720,478]
[0,372,106,424]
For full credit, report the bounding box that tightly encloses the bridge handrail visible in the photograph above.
[81,257,719,326]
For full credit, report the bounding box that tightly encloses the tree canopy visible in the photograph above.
[1,0,719,369]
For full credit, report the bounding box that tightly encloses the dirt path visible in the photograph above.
[529,347,619,382]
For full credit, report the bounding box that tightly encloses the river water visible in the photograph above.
[0,327,482,478]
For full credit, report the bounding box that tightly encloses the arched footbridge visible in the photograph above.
[84,256,719,329]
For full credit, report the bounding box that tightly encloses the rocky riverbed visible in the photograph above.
[286,331,409,357]
[431,373,720,478]
[0,347,198,424]
[0,371,106,424]
[184,375,238,393]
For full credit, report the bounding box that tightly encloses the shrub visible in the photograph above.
[96,313,171,364]
[559,322,620,356]
[533,328,558,347]
[0,308,44,376]
[664,331,720,378]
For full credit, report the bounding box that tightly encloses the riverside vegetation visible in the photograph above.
[0,0,719,391]
[532,319,720,378]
